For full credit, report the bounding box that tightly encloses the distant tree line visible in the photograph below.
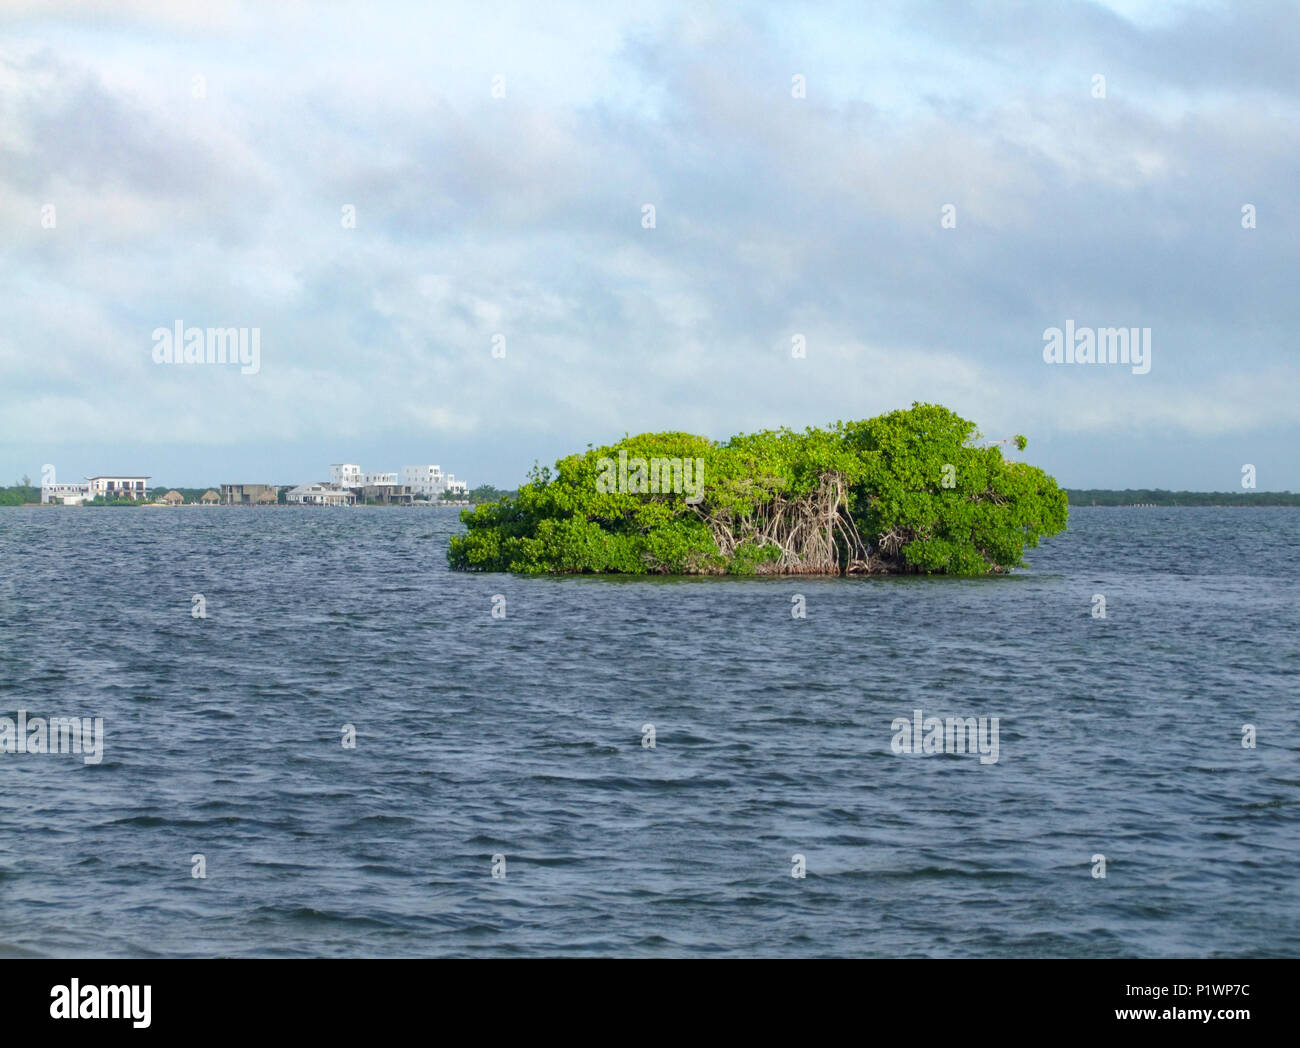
[453,484,517,504]
[1067,489,1300,506]
[0,477,39,505]
[10,481,1291,510]
[0,481,518,506]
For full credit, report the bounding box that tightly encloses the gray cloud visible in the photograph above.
[1,1,1296,490]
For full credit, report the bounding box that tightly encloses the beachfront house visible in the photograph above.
[331,462,468,503]
[220,483,279,505]
[401,465,469,500]
[331,464,416,503]
[86,475,150,501]
[329,464,363,488]
[41,482,90,505]
[286,483,356,506]
[358,484,415,505]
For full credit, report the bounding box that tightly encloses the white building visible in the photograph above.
[326,462,468,500]
[41,483,90,505]
[402,465,468,499]
[86,476,150,501]
[286,483,355,506]
[330,464,400,488]
[329,464,362,488]
[401,465,442,496]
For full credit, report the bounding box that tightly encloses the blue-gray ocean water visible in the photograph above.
[1,505,1297,957]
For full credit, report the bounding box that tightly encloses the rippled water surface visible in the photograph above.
[1,505,1297,957]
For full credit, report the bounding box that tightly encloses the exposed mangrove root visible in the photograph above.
[693,470,887,576]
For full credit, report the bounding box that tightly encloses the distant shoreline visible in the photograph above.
[5,486,1299,510]
[1064,490,1300,507]
[8,500,475,509]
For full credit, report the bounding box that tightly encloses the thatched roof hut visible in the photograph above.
[162,490,184,505]
[200,490,220,503]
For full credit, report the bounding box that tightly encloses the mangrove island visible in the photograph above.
[448,403,1068,576]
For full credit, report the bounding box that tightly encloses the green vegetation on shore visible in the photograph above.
[0,481,39,506]
[456,484,517,504]
[84,496,144,506]
[449,403,1068,576]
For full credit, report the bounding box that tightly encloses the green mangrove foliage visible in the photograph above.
[448,403,1068,576]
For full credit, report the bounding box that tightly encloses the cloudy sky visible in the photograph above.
[2,0,1296,490]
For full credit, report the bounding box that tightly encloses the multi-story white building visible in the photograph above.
[329,464,362,488]
[86,476,150,501]
[401,465,442,496]
[40,474,150,504]
[328,462,467,500]
[329,464,400,488]
[402,465,467,498]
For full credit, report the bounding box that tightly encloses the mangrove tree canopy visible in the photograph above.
[448,403,1067,576]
